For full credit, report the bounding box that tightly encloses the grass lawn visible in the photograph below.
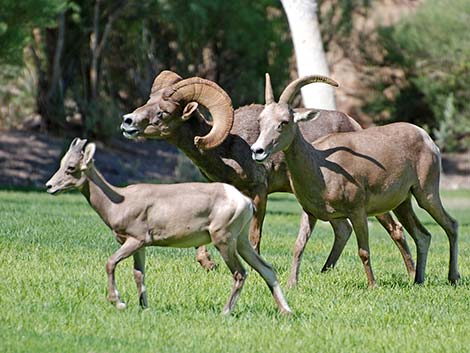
[1,189,469,352]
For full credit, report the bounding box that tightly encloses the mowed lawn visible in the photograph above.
[1,189,470,353]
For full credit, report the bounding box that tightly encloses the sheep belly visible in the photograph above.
[147,213,212,248]
[151,229,212,248]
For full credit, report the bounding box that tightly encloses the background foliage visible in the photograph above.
[0,0,291,139]
[365,0,470,151]
[0,0,468,151]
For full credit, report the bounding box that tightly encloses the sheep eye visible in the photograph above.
[277,121,289,130]
[66,166,76,174]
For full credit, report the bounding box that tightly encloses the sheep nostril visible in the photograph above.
[252,147,265,155]
[124,118,133,125]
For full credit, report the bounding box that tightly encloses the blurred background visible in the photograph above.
[0,0,468,188]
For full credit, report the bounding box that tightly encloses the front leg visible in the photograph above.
[133,248,148,309]
[349,212,376,288]
[106,237,143,309]
[249,191,267,253]
[321,219,353,272]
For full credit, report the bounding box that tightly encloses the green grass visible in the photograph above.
[1,189,469,352]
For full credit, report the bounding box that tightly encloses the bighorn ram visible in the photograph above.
[120,71,415,287]
[46,138,292,315]
[251,74,460,286]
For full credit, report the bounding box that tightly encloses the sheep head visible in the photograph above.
[251,73,339,163]
[46,138,96,194]
[121,70,234,150]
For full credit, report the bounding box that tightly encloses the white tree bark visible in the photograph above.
[281,0,336,109]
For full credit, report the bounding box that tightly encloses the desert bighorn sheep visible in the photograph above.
[120,71,415,287]
[251,74,460,286]
[46,138,292,315]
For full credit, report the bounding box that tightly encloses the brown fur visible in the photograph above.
[121,72,415,287]
[252,98,459,286]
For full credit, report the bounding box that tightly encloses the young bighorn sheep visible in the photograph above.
[251,74,460,286]
[46,138,292,315]
[120,71,415,287]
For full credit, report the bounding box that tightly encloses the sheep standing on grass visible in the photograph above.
[121,71,415,287]
[251,74,459,287]
[46,138,292,315]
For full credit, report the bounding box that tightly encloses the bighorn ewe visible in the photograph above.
[251,74,460,286]
[120,71,415,287]
[45,138,292,315]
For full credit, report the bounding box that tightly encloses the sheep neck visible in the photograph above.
[80,166,124,224]
[169,113,231,181]
[284,127,326,208]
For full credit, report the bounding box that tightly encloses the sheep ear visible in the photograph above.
[70,137,87,151]
[182,102,198,121]
[81,143,96,171]
[293,110,320,123]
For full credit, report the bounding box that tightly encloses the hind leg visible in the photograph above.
[237,222,292,314]
[393,196,432,284]
[412,187,460,283]
[375,212,416,277]
[287,211,317,288]
[195,246,217,271]
[211,232,247,315]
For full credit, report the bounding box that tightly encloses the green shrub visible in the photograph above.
[367,0,470,151]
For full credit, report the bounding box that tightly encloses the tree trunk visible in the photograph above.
[90,0,125,101]
[281,0,336,109]
[31,13,67,132]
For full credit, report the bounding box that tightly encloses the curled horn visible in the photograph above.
[150,70,183,96]
[278,75,339,105]
[265,73,275,104]
[170,78,234,150]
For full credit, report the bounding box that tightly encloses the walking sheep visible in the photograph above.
[46,138,292,315]
[251,74,459,286]
[120,71,415,287]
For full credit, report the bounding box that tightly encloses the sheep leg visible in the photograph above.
[412,188,460,284]
[106,237,143,309]
[393,197,431,284]
[214,237,247,315]
[237,222,292,314]
[375,212,416,277]
[195,246,217,271]
[287,211,317,288]
[321,219,353,272]
[133,248,148,309]
[350,213,376,288]
[412,187,460,284]
[249,191,267,253]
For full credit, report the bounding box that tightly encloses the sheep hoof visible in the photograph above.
[202,261,218,271]
[286,278,298,289]
[449,273,461,286]
[280,308,293,316]
[116,302,127,310]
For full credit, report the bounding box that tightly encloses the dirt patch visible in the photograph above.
[0,130,468,190]
[0,130,179,188]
